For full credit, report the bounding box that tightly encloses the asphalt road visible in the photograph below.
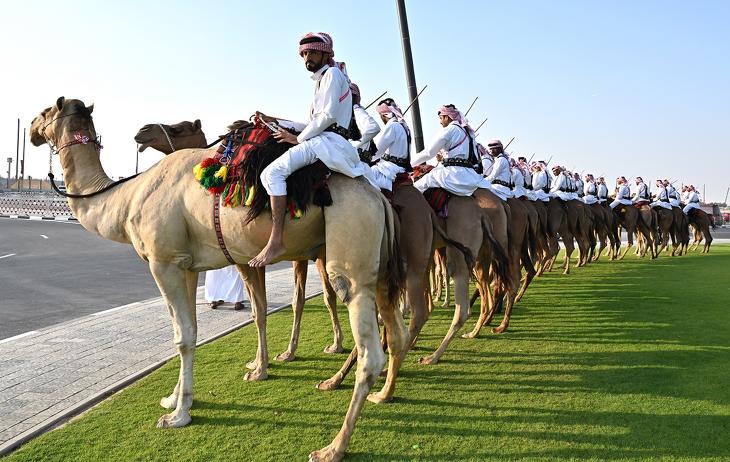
[0,219,290,340]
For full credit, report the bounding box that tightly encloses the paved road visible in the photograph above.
[0,219,289,340]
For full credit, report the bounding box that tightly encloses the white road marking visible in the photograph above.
[40,234,49,239]
[0,253,16,259]
[0,330,39,344]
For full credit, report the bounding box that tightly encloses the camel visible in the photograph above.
[612,202,656,259]
[134,120,209,153]
[670,207,690,255]
[587,202,618,260]
[654,207,677,255]
[687,208,714,253]
[32,97,410,462]
[134,120,346,357]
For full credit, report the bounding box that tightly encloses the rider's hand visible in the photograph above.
[273,130,298,145]
[254,111,276,123]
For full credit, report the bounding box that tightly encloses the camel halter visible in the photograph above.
[157,123,176,152]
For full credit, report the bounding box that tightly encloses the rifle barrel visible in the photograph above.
[403,85,428,115]
[464,96,479,117]
[363,91,388,110]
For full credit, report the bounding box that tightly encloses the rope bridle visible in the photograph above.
[42,109,140,199]
[157,123,176,153]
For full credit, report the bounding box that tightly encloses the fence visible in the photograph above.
[0,190,74,218]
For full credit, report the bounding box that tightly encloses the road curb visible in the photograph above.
[0,291,322,457]
[0,214,78,221]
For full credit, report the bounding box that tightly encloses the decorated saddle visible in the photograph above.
[193,120,332,223]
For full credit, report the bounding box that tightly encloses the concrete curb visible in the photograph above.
[0,214,78,221]
[0,291,323,457]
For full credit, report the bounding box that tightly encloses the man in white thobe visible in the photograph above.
[650,180,673,210]
[683,186,701,215]
[550,167,573,201]
[484,140,512,201]
[367,98,411,191]
[411,104,491,196]
[583,174,598,205]
[610,177,633,209]
[252,32,370,267]
[349,83,380,161]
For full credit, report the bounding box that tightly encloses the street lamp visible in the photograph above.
[396,0,424,151]
[6,157,13,188]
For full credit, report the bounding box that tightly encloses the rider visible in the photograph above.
[582,173,598,205]
[251,32,370,267]
[366,98,412,191]
[650,179,672,210]
[610,176,633,209]
[596,176,609,204]
[632,176,650,206]
[682,185,701,215]
[484,140,512,200]
[349,83,380,162]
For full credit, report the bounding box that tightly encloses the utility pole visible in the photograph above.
[396,0,424,151]
[6,157,12,189]
[21,128,26,190]
[15,118,20,189]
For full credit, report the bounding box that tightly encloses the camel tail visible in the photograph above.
[429,208,475,270]
[520,225,537,278]
[481,216,512,294]
[527,212,539,262]
[382,196,406,306]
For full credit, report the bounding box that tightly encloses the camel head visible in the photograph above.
[30,96,96,148]
[134,120,206,154]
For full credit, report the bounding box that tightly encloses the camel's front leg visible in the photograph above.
[317,258,344,354]
[309,292,384,462]
[150,262,197,428]
[237,265,268,381]
[276,261,308,362]
[462,262,492,339]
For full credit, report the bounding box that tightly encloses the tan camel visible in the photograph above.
[687,208,714,253]
[134,120,346,358]
[32,97,409,462]
[611,201,656,260]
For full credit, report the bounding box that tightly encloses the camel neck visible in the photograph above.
[59,142,131,243]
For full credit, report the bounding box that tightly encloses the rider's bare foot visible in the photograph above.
[248,241,286,267]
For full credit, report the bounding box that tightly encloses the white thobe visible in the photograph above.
[262,64,369,196]
[550,173,572,201]
[532,170,550,202]
[481,155,494,177]
[412,122,491,196]
[597,183,609,203]
[351,104,380,151]
[368,118,410,191]
[583,181,598,205]
[632,182,650,203]
[667,185,680,207]
[610,184,633,209]
[205,266,247,303]
[485,155,512,200]
[511,168,527,199]
[683,191,700,214]
[650,186,672,210]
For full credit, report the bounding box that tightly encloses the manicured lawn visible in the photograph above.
[7,246,730,461]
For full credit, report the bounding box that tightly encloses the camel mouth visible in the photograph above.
[136,142,150,152]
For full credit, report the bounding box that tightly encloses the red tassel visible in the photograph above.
[200,158,217,168]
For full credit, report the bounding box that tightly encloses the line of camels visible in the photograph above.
[30,98,715,462]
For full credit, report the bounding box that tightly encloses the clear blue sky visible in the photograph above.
[2,0,728,201]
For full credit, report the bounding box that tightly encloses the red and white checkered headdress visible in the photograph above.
[299,32,334,57]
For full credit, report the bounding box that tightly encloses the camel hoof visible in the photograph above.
[159,395,177,410]
[367,391,393,404]
[156,412,191,428]
[275,351,295,362]
[244,369,268,381]
[418,355,439,365]
[309,444,344,462]
[245,359,257,370]
[461,332,477,339]
[323,343,344,354]
[315,376,342,391]
[492,325,508,334]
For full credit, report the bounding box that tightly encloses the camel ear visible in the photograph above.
[56,96,65,111]
[193,119,201,130]
[86,103,94,114]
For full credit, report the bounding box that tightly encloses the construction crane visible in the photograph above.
[724,187,729,205]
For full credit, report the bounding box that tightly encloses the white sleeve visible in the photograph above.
[296,69,344,143]
[411,128,448,166]
[351,106,380,149]
[373,123,396,158]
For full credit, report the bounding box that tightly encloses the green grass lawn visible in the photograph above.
[6,246,730,461]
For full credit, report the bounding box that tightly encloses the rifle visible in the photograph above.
[464,96,478,117]
[546,155,553,166]
[504,137,516,150]
[363,91,388,110]
[403,85,428,115]
[474,117,488,133]
[527,152,535,163]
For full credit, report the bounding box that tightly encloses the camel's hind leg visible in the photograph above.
[151,262,198,428]
[276,261,308,362]
[237,266,268,381]
[419,245,471,365]
[315,257,344,353]
[462,257,492,339]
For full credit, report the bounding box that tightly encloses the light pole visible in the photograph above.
[6,157,13,188]
[396,0,424,151]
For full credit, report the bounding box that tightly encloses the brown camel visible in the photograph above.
[32,98,410,462]
[687,208,713,253]
[612,203,656,259]
[653,207,677,255]
[587,203,618,260]
[670,206,690,255]
[134,120,208,153]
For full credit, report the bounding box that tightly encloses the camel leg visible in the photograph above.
[275,261,307,362]
[407,269,431,349]
[462,261,492,339]
[492,293,516,334]
[151,262,197,428]
[237,265,268,381]
[368,286,410,404]
[561,233,575,275]
[309,292,385,462]
[314,257,344,354]
[419,247,470,365]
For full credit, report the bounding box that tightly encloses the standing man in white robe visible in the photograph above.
[205,267,247,310]
[252,32,370,267]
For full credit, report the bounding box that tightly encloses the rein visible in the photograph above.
[157,123,176,152]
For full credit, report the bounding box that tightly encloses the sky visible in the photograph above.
[1,0,729,201]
